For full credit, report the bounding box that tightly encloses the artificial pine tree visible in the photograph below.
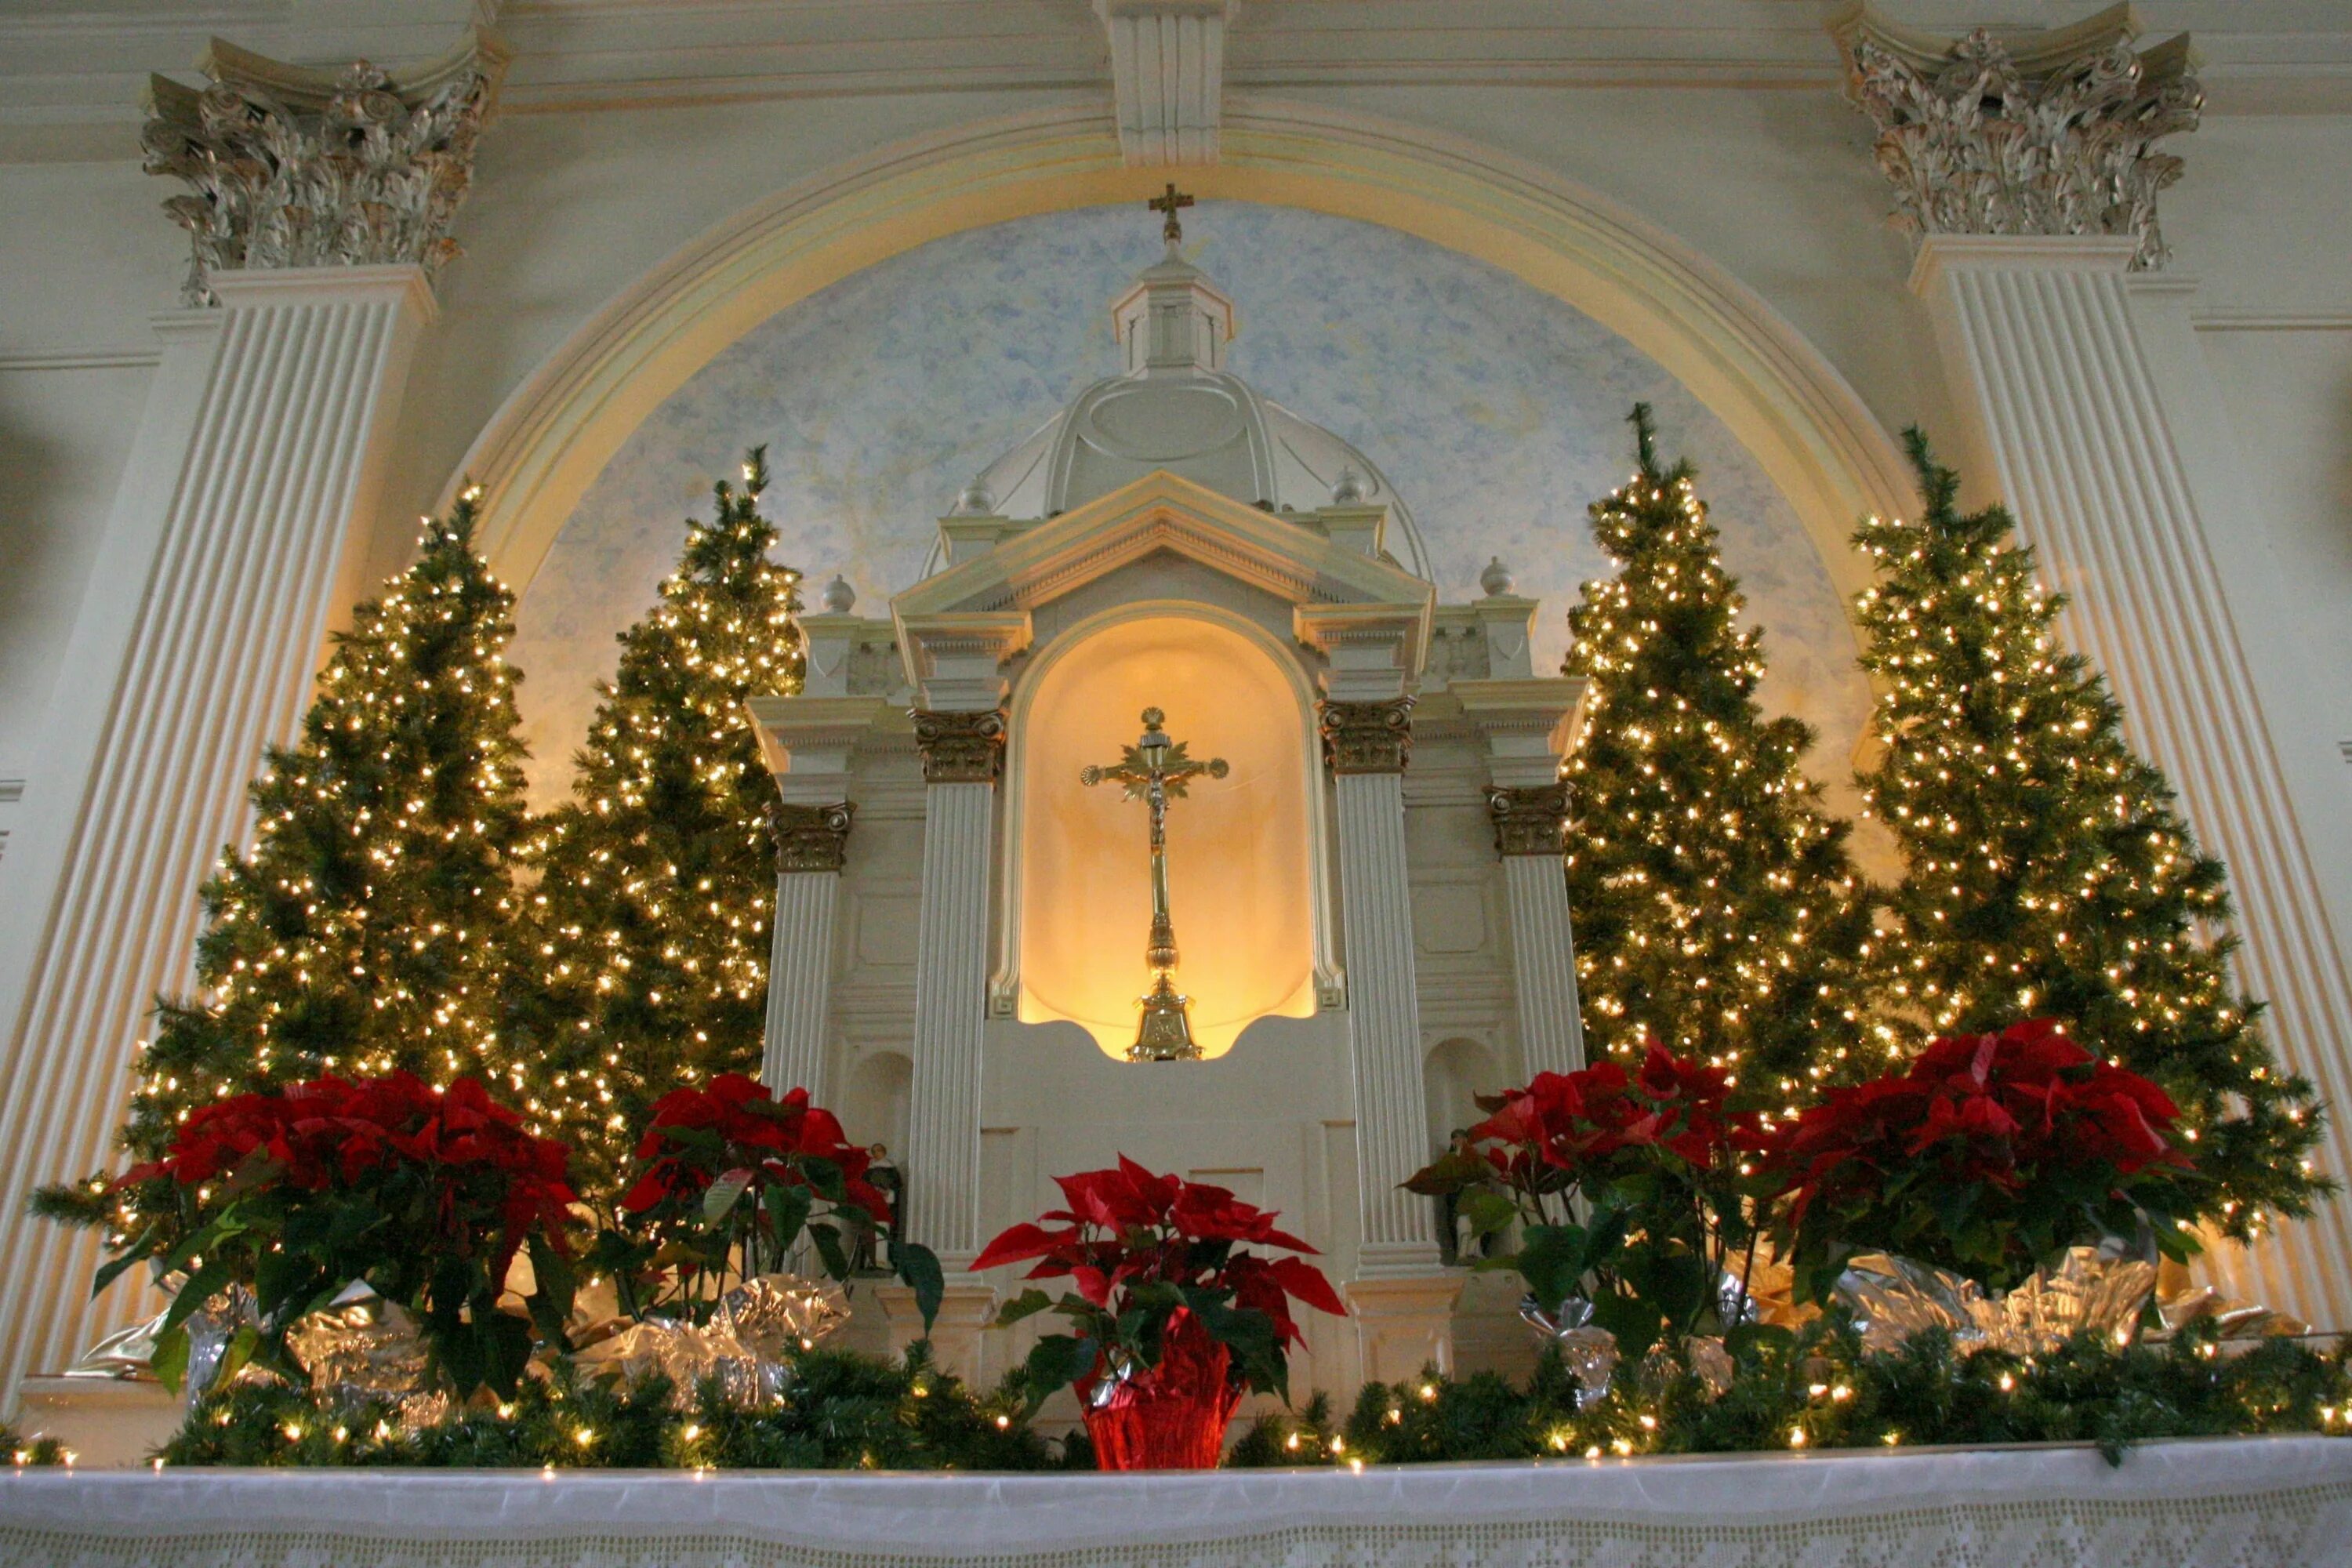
[1853,432,2328,1236]
[521,448,805,1191]
[48,492,533,1196]
[1563,406,1874,1109]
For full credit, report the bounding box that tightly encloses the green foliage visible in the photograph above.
[38,495,532,1225]
[162,1345,1076,1472]
[1853,432,2330,1236]
[1238,1320,2352,1470]
[1564,405,1875,1109]
[519,448,807,1192]
[0,1425,70,1467]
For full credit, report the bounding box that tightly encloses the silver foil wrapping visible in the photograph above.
[1519,1295,1619,1410]
[1835,1244,2158,1357]
[572,1273,846,1408]
[282,1282,455,1427]
[1636,1335,1733,1399]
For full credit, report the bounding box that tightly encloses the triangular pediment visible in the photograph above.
[891,469,1432,622]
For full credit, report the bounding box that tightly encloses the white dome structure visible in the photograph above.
[952,234,1432,579]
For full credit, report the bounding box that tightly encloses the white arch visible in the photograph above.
[445,98,1911,628]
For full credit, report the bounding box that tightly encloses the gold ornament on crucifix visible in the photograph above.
[1148,182,1194,246]
[1081,706,1228,1062]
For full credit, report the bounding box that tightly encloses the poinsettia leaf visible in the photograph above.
[1515,1224,1589,1316]
[90,1228,158,1299]
[1589,1287,1666,1357]
[993,1287,1054,1327]
[1022,1333,1100,1407]
[212,1323,261,1391]
[1460,1189,1517,1238]
[702,1167,756,1225]
[761,1181,812,1252]
[160,1255,234,1338]
[526,1233,575,1347]
[148,1323,190,1394]
[896,1243,944,1333]
[1401,1149,1487,1196]
[808,1221,851,1283]
[800,1156,848,1204]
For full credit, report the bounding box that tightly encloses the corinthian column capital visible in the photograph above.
[1832,5,2201,270]
[1318,697,1414,776]
[141,30,508,306]
[911,707,1008,785]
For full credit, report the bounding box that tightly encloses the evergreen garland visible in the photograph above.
[38,492,532,1234]
[1853,433,2329,1238]
[1563,406,1875,1108]
[1233,1320,2352,1470]
[518,449,805,1191]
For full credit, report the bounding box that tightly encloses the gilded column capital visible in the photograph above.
[1317,695,1414,775]
[911,707,1007,785]
[1833,5,2200,271]
[141,31,507,306]
[767,799,856,875]
[1486,784,1569,858]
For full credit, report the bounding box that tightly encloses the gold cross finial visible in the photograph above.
[1147,182,1194,245]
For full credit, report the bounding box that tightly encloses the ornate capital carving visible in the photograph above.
[1318,696,1414,775]
[142,33,506,306]
[1486,784,1569,858]
[911,707,1007,785]
[1835,9,2200,270]
[768,800,855,875]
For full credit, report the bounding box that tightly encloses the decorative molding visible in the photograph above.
[445,100,1911,626]
[1833,3,2201,271]
[142,31,507,306]
[1094,0,1239,167]
[910,707,1007,786]
[1319,696,1414,776]
[1486,784,1569,858]
[767,799,855,875]
[0,348,162,372]
[2191,310,2352,334]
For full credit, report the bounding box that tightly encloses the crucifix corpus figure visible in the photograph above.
[1081,706,1228,1061]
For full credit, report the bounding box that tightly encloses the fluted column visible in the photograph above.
[0,38,497,1410]
[1494,793,1584,1081]
[906,709,1006,1266]
[0,265,437,1403]
[1911,234,2352,1325]
[1319,699,1441,1274]
[761,804,853,1099]
[1454,598,1588,1083]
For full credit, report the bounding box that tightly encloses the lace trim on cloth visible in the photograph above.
[1,1439,2347,1568]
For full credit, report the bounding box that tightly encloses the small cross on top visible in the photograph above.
[1148,182,1194,245]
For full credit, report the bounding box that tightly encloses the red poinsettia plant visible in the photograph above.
[92,1072,579,1397]
[1404,1041,1763,1353]
[977,1158,1346,1414]
[1759,1018,2205,1299]
[591,1073,941,1331]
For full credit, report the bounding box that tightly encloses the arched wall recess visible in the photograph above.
[997,600,1337,1058]
[447,100,1913,633]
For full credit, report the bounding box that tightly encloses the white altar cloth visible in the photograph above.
[0,1436,2346,1567]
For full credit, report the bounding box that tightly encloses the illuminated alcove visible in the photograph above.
[1012,611,1317,1060]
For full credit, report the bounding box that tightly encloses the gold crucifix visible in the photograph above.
[1081,706,1227,1062]
[1148,182,1194,246]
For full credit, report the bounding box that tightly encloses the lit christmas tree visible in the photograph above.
[52,491,532,1184]
[520,449,805,1191]
[1563,406,1874,1108]
[1853,432,2328,1236]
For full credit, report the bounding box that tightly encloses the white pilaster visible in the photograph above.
[1330,765,1441,1272]
[1297,601,1442,1279]
[908,774,996,1265]
[1456,672,1587,1083]
[748,695,886,1102]
[0,264,435,1404]
[1500,856,1584,1081]
[764,872,842,1099]
[1912,234,2352,1326]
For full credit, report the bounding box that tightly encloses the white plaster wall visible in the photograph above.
[0,53,2347,1136]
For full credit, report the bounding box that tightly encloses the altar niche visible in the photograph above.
[1009,612,1318,1061]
